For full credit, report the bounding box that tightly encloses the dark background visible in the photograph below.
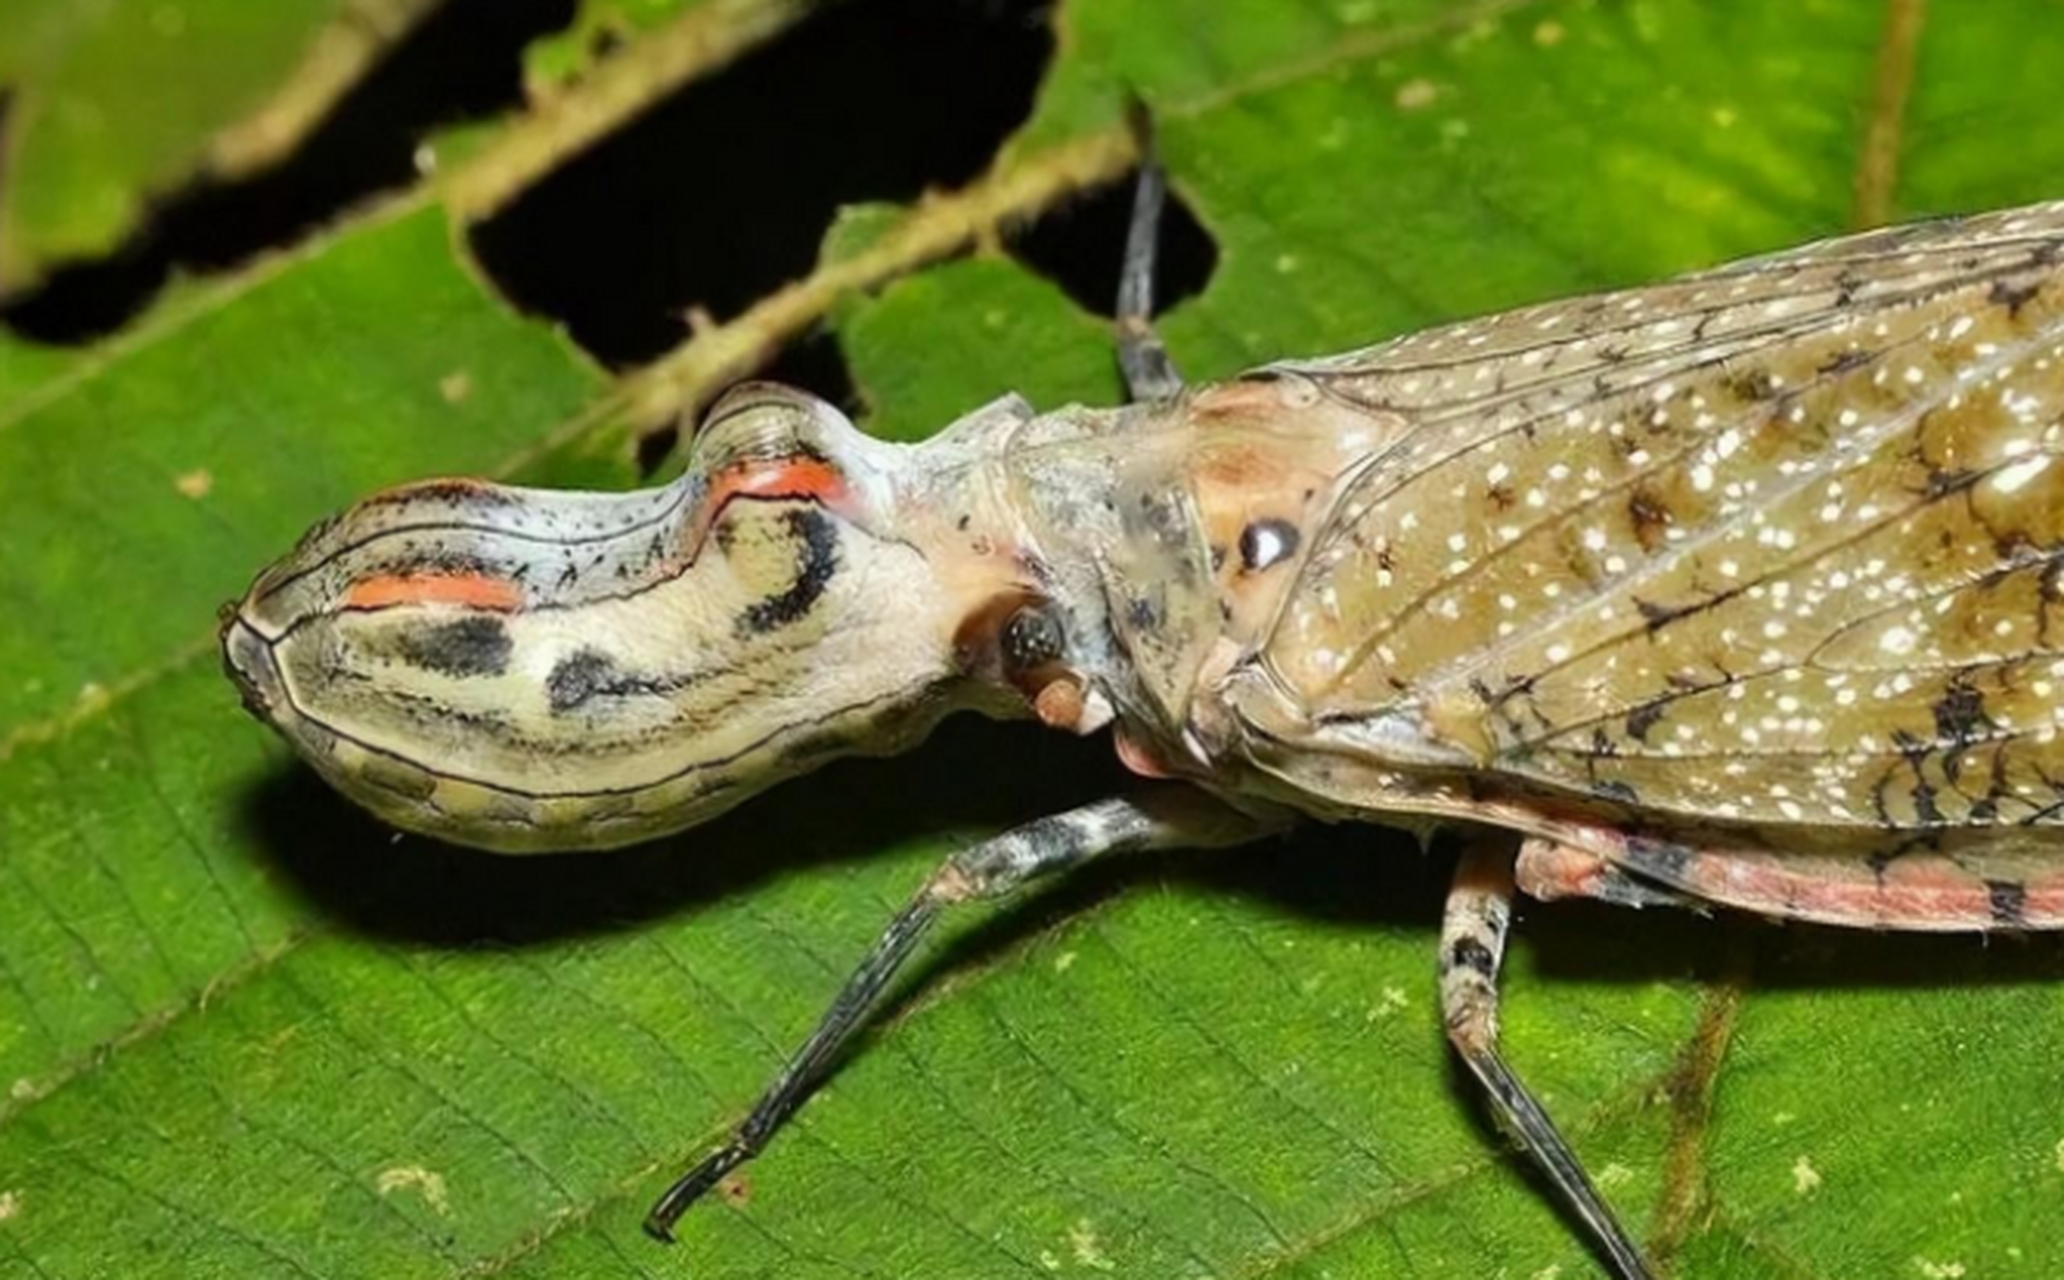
[2,0,1212,442]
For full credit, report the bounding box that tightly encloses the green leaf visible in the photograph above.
[837,257,1115,440]
[522,0,718,94]
[5,2,2064,1278]
[0,331,75,402]
[0,0,446,292]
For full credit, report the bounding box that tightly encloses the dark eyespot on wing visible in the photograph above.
[737,509,840,636]
[397,616,511,677]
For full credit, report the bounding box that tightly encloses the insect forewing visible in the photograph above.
[1237,202,2064,853]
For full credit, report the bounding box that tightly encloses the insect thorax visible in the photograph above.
[960,375,1399,774]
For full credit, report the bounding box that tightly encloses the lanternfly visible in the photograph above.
[222,125,2064,1277]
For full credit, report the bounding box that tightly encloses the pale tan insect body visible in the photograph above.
[223,195,2064,1277]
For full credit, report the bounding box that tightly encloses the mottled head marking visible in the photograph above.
[734,508,840,636]
[220,382,1021,853]
[397,616,512,678]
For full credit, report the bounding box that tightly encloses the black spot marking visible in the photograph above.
[398,616,511,678]
[1912,781,1944,825]
[544,647,709,712]
[1238,518,1301,573]
[1635,596,1692,631]
[1986,878,2029,926]
[1728,369,1780,402]
[737,508,840,636]
[1627,488,1672,552]
[1933,676,1992,744]
[1622,835,1696,883]
[1592,779,1640,804]
[1991,277,2041,318]
[1446,936,1497,977]
[1625,700,1667,743]
[1933,675,1995,786]
[547,647,618,712]
[1924,465,1981,499]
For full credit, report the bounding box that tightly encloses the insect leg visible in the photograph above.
[644,789,1278,1241]
[1441,836,1655,1280]
[1116,104,1185,402]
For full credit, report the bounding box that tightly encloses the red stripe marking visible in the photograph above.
[712,457,848,508]
[1531,810,2064,931]
[1668,847,2007,929]
[345,572,522,611]
[687,455,854,554]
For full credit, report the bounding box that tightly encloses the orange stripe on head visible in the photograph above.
[710,456,850,509]
[688,455,856,555]
[345,572,523,611]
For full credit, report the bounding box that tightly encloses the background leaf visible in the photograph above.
[0,0,445,291]
[523,0,719,93]
[4,2,2064,1278]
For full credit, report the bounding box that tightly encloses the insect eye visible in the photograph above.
[1000,602,1067,675]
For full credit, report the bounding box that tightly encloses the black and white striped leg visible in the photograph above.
[645,790,1277,1241]
[1440,837,1656,1280]
[1116,108,1184,402]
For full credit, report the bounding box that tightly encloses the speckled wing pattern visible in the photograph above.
[1253,202,2064,917]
